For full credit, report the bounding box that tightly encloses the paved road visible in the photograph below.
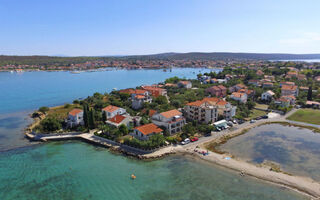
[181,109,298,150]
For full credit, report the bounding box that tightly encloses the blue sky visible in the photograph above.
[1,0,320,56]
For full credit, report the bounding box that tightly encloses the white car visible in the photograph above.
[181,138,190,145]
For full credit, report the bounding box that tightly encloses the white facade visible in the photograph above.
[67,111,84,128]
[152,111,186,134]
[102,107,126,119]
[184,103,218,124]
[231,93,247,103]
[261,91,275,101]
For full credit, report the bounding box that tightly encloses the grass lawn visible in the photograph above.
[247,109,267,120]
[254,103,269,110]
[287,109,320,125]
[47,104,82,120]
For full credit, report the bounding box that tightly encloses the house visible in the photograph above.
[130,123,163,140]
[297,74,307,81]
[280,82,295,87]
[264,75,275,82]
[206,85,227,97]
[132,93,152,110]
[231,92,247,103]
[274,97,290,107]
[152,109,186,134]
[178,81,192,89]
[285,71,298,79]
[141,86,167,97]
[67,109,84,128]
[238,89,255,98]
[261,90,275,101]
[262,82,273,88]
[184,99,218,124]
[256,70,264,76]
[102,105,126,119]
[248,80,260,87]
[229,84,247,93]
[184,97,236,123]
[129,89,152,110]
[282,95,296,105]
[306,101,320,109]
[281,85,299,97]
[106,114,133,127]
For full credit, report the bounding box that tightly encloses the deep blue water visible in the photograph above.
[0,68,213,114]
[0,68,214,150]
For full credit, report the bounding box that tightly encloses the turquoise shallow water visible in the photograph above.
[219,124,320,182]
[0,69,311,199]
[0,141,307,200]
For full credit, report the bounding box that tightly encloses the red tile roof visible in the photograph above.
[69,109,83,116]
[160,109,182,118]
[135,123,163,135]
[148,109,157,117]
[102,105,120,112]
[108,115,126,124]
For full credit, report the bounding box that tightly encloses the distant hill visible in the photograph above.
[127,52,320,60]
[1,52,320,66]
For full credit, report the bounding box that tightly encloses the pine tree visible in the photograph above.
[83,104,89,128]
[102,111,107,123]
[89,108,95,129]
[307,86,313,101]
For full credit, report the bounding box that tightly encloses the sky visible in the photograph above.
[1,0,320,56]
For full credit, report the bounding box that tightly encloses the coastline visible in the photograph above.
[23,102,320,199]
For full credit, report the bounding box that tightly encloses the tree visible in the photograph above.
[155,96,168,105]
[40,117,62,132]
[88,108,95,129]
[102,111,107,123]
[83,104,89,128]
[119,124,128,135]
[307,86,313,100]
[38,106,49,114]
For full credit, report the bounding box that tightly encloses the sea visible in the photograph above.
[0,68,307,200]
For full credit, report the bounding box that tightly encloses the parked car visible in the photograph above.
[262,115,268,119]
[238,119,245,124]
[191,137,199,142]
[204,132,212,137]
[250,119,256,123]
[181,138,190,145]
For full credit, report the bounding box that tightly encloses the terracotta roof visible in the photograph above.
[148,109,157,117]
[179,81,191,85]
[108,115,126,124]
[231,92,245,98]
[102,105,120,112]
[135,123,163,135]
[69,109,83,116]
[282,85,297,91]
[135,94,145,99]
[160,109,182,118]
[187,97,228,107]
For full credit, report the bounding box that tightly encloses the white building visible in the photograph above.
[105,114,133,128]
[178,81,192,89]
[152,109,186,134]
[261,90,275,101]
[230,92,247,103]
[102,105,126,119]
[184,99,218,124]
[130,123,163,140]
[67,109,84,128]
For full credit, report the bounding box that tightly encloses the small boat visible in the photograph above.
[70,71,81,74]
[131,174,136,179]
